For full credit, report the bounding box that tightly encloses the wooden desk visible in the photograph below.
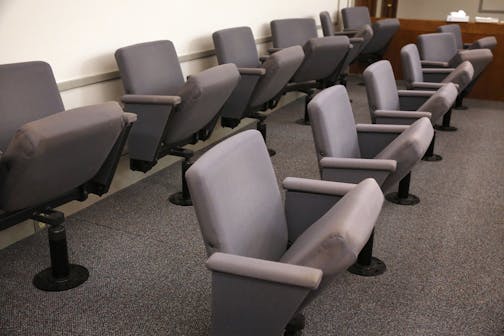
[354,18,504,101]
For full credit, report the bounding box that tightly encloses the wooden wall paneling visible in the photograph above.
[352,18,504,101]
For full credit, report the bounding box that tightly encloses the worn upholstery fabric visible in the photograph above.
[249,46,304,108]
[375,118,433,191]
[0,103,125,212]
[163,64,240,147]
[292,36,350,82]
[417,83,458,123]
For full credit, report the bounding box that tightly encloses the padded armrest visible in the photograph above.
[356,124,408,134]
[349,37,364,44]
[320,157,396,172]
[410,82,447,90]
[423,68,455,74]
[421,60,450,68]
[398,90,434,111]
[283,177,355,196]
[334,30,359,37]
[259,55,270,62]
[238,67,267,76]
[422,68,453,84]
[398,90,434,98]
[375,110,431,119]
[207,252,322,289]
[122,112,138,124]
[356,124,408,159]
[319,157,395,192]
[268,47,283,54]
[284,177,356,242]
[122,94,182,106]
[342,28,360,35]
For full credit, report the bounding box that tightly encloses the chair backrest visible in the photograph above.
[342,7,371,30]
[293,36,350,83]
[308,85,361,162]
[401,44,424,86]
[0,102,125,212]
[115,40,185,95]
[363,18,400,55]
[271,18,318,48]
[249,46,305,108]
[320,11,335,36]
[163,64,240,147]
[363,60,400,120]
[437,24,463,49]
[213,26,261,68]
[0,62,64,150]
[417,33,457,62]
[186,130,288,261]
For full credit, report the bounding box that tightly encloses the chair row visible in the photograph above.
[0,6,497,336]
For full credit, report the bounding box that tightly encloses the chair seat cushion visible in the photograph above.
[280,178,382,276]
[374,117,433,192]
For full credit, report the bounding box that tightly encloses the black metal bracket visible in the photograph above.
[168,147,194,206]
[31,209,89,291]
[348,229,387,277]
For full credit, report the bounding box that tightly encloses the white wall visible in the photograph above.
[397,0,504,21]
[0,0,346,108]
[0,0,340,88]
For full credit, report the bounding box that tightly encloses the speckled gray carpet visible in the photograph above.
[1,77,503,336]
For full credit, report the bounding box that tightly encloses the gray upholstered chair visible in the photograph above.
[364,60,458,162]
[212,26,305,155]
[308,85,433,276]
[0,61,136,291]
[341,6,400,64]
[320,11,374,86]
[115,40,240,206]
[270,18,351,124]
[401,43,474,131]
[417,33,494,109]
[437,24,497,51]
[186,129,383,336]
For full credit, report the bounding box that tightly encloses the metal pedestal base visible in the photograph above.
[422,132,442,162]
[169,192,193,206]
[348,257,387,277]
[386,192,420,205]
[434,125,458,132]
[33,264,89,292]
[422,154,443,162]
[268,148,277,156]
[295,118,310,126]
[284,313,305,336]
